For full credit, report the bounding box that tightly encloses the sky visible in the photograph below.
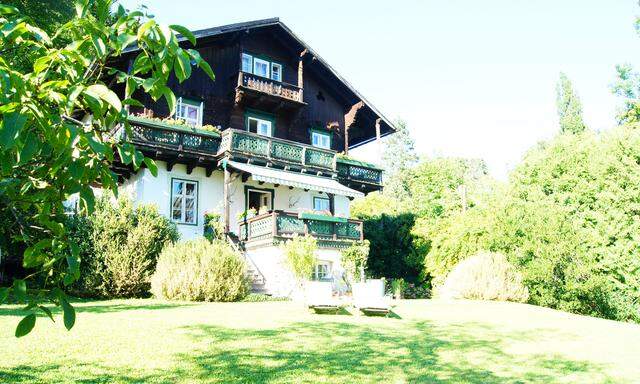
[119,0,640,179]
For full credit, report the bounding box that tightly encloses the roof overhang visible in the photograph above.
[225,160,364,198]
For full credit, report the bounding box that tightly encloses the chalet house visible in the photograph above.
[112,18,395,296]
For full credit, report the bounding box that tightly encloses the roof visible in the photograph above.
[336,156,383,171]
[173,18,397,145]
[225,160,364,198]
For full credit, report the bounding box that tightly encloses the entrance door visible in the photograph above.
[247,189,273,213]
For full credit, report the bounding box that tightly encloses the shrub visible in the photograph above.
[151,239,249,302]
[281,235,317,280]
[341,240,370,284]
[437,252,529,303]
[242,293,290,302]
[68,197,179,298]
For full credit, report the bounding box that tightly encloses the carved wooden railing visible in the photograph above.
[238,211,363,245]
[126,117,221,156]
[336,160,383,186]
[218,129,336,172]
[238,72,303,103]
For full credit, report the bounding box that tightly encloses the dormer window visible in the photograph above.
[241,52,282,82]
[311,130,331,149]
[175,97,203,126]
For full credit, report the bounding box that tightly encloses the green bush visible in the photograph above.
[68,197,179,298]
[437,252,529,303]
[281,235,317,280]
[242,293,290,302]
[151,239,249,302]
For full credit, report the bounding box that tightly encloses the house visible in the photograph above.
[111,18,395,297]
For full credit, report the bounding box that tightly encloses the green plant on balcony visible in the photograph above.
[131,113,221,135]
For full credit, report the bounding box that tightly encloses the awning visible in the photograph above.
[226,160,364,198]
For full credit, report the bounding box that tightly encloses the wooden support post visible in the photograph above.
[375,118,382,159]
[298,49,306,102]
[223,165,231,234]
[344,125,349,155]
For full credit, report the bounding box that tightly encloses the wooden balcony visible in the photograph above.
[218,129,337,174]
[336,157,383,192]
[126,116,221,157]
[235,72,305,109]
[238,211,363,249]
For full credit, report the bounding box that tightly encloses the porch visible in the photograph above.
[238,211,363,249]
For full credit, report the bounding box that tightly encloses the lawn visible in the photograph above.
[1,299,639,383]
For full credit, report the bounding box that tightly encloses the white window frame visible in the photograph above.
[313,196,330,212]
[175,97,203,126]
[311,131,331,149]
[313,262,332,281]
[171,179,198,225]
[246,188,273,212]
[242,53,253,73]
[271,62,282,82]
[248,117,273,137]
[253,57,270,78]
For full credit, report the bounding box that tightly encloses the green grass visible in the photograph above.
[1,299,639,383]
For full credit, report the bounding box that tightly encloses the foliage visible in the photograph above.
[350,192,401,218]
[390,278,406,299]
[151,239,249,302]
[69,196,178,298]
[341,240,370,283]
[131,114,221,134]
[0,1,212,335]
[381,119,418,202]
[241,293,290,302]
[421,126,640,322]
[281,235,317,280]
[437,252,529,303]
[203,212,223,241]
[556,72,586,134]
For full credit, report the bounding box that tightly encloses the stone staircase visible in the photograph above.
[225,233,268,294]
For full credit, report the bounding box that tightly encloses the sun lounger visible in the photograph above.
[306,281,340,314]
[352,279,392,316]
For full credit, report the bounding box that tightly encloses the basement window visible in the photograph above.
[313,262,332,281]
[171,179,198,225]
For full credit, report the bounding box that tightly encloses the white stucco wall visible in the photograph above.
[119,161,353,240]
[246,246,347,298]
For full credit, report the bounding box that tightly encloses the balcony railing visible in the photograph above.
[336,160,383,185]
[238,72,304,103]
[218,129,336,172]
[126,117,221,156]
[238,211,363,246]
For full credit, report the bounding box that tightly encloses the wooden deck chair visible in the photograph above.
[306,281,340,314]
[352,279,392,316]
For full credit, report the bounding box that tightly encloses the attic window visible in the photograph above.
[241,52,282,81]
[316,91,325,101]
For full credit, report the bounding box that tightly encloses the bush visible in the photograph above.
[341,240,370,284]
[437,252,529,303]
[281,235,317,280]
[69,197,179,298]
[151,239,249,302]
[242,293,290,302]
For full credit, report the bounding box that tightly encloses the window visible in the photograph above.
[248,116,273,137]
[175,97,203,126]
[313,262,332,281]
[171,179,198,225]
[246,188,273,213]
[241,52,282,81]
[313,197,330,212]
[311,131,331,149]
[241,53,252,73]
[253,58,270,78]
[271,63,282,82]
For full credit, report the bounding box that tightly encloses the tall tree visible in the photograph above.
[381,119,418,203]
[556,72,586,134]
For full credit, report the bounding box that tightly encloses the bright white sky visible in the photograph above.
[119,0,640,179]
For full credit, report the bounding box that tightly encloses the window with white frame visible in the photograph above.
[175,97,203,126]
[311,131,331,149]
[253,57,270,78]
[248,116,273,137]
[171,179,198,225]
[271,63,282,82]
[313,196,330,212]
[241,53,283,81]
[313,262,332,281]
[241,53,252,73]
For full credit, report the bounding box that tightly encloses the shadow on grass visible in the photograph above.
[0,301,194,317]
[0,317,617,383]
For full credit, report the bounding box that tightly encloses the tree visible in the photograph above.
[381,119,418,203]
[612,64,640,124]
[556,72,586,134]
[0,0,214,336]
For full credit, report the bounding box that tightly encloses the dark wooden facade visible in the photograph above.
[122,18,395,153]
